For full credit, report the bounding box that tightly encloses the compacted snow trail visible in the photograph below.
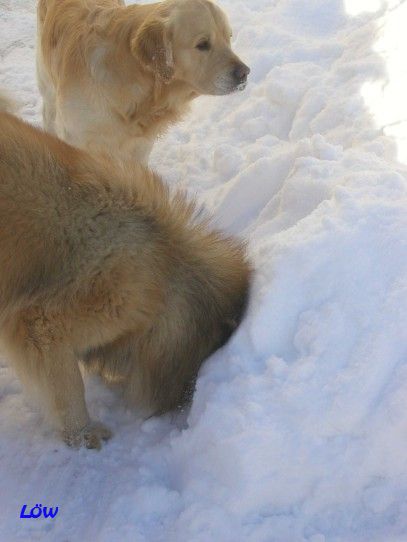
[1,1,407,541]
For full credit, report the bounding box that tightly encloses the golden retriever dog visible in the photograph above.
[0,93,250,449]
[36,0,250,164]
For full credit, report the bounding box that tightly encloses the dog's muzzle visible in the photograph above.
[232,62,250,90]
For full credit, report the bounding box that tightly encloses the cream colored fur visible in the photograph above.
[36,0,250,164]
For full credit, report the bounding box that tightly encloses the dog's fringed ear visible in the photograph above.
[131,18,174,82]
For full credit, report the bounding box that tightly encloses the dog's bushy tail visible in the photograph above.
[0,90,19,115]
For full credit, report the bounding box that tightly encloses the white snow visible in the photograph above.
[1,0,407,540]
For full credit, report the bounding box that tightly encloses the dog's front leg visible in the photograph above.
[41,346,112,449]
[4,336,112,449]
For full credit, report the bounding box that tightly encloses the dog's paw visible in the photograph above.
[63,421,112,450]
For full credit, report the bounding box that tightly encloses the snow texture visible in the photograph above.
[1,0,407,541]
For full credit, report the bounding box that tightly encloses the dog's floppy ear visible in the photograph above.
[131,18,174,82]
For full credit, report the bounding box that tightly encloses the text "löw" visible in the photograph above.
[20,504,59,519]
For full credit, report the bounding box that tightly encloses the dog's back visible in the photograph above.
[0,111,62,316]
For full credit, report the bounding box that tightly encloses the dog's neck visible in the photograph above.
[121,76,198,137]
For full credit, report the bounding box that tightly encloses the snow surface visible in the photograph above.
[1,0,407,540]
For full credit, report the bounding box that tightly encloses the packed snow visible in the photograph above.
[1,0,407,540]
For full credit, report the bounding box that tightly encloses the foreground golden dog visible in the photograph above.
[37,0,250,164]
[0,97,250,449]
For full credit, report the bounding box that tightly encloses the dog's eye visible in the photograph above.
[196,40,210,51]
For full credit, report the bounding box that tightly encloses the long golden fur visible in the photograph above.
[0,96,250,449]
[36,0,250,164]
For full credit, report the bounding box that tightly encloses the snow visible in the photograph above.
[1,0,407,540]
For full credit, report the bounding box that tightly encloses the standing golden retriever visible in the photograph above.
[0,93,250,449]
[36,0,250,164]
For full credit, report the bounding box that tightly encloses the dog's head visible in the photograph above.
[130,0,250,94]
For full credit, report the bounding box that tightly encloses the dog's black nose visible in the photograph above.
[233,63,250,84]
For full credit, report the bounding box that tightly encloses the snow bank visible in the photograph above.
[1,1,407,541]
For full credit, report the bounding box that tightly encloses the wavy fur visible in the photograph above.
[0,108,250,448]
[36,0,249,164]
